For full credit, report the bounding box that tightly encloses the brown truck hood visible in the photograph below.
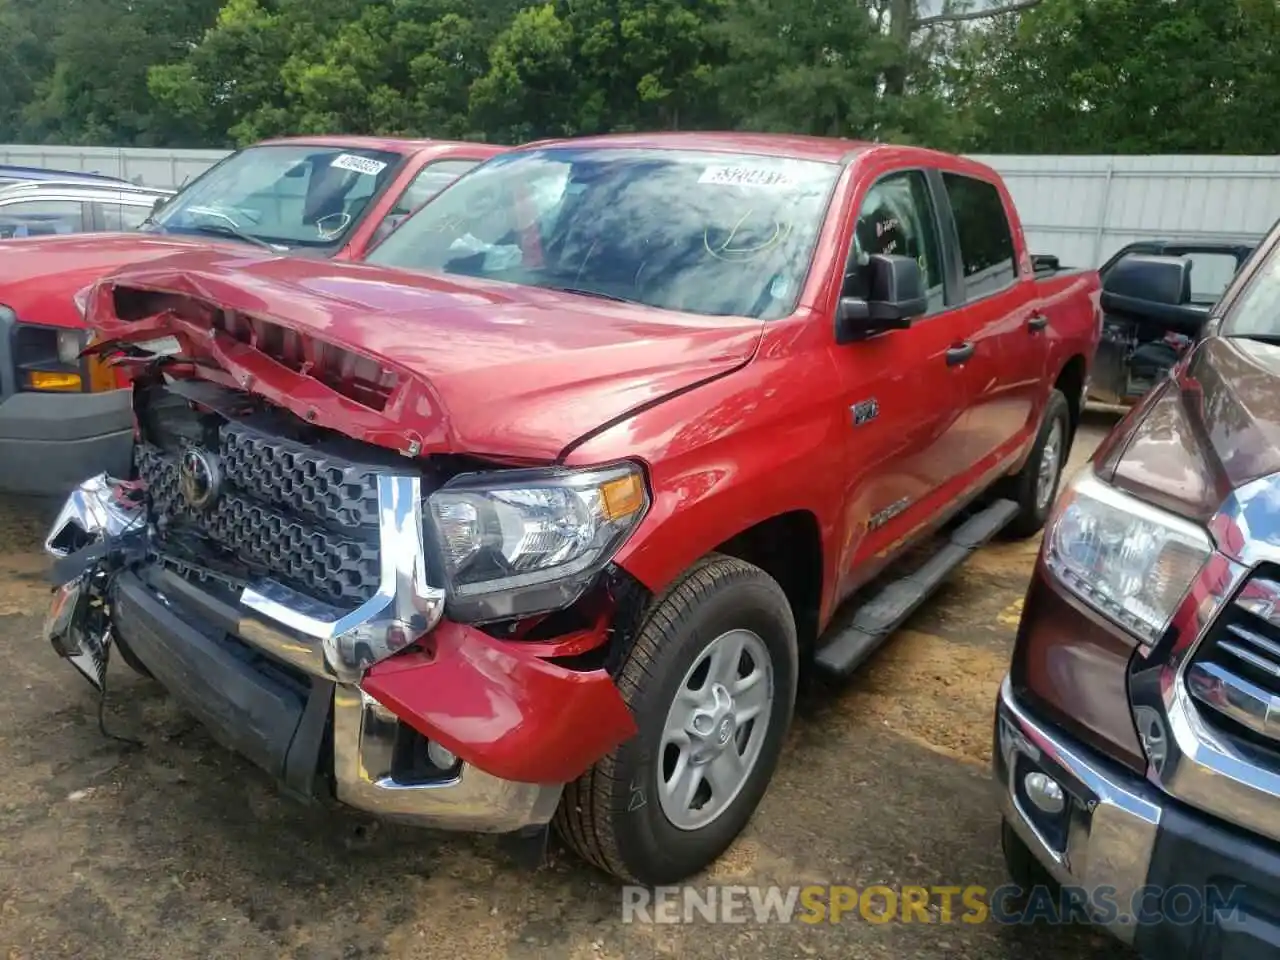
[90,250,764,462]
[1102,335,1280,523]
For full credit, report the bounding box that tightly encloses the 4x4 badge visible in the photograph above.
[851,398,879,426]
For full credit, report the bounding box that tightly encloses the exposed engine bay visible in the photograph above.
[1092,315,1196,405]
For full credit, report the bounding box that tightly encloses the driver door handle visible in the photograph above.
[946,341,975,366]
[1028,313,1050,332]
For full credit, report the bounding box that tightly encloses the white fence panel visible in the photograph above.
[5,146,1280,268]
[970,154,1280,267]
[0,144,229,189]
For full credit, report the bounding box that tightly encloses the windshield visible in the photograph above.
[145,144,404,250]
[365,147,841,319]
[1222,242,1280,340]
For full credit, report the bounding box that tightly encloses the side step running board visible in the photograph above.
[813,498,1020,680]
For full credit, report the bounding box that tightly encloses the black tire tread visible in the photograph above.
[1001,388,1071,540]
[553,552,790,882]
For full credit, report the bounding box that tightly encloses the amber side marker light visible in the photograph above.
[601,473,647,520]
[26,371,82,391]
[85,351,117,392]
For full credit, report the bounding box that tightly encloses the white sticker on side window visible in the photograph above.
[698,165,795,188]
[330,153,388,177]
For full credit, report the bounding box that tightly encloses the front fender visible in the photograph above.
[564,341,847,609]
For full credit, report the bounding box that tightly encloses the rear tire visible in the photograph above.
[554,553,798,884]
[1000,389,1071,539]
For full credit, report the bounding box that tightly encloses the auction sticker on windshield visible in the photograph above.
[698,166,796,188]
[331,154,388,177]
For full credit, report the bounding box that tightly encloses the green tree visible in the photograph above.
[956,0,1280,153]
[469,0,722,142]
[5,0,222,146]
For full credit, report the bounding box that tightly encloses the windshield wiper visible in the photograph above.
[543,285,642,305]
[185,221,285,253]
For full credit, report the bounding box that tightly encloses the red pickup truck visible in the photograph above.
[0,135,502,495]
[43,133,1100,884]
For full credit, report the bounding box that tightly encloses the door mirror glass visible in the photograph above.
[836,253,928,343]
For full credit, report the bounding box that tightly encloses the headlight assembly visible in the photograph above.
[426,461,649,623]
[1045,467,1212,645]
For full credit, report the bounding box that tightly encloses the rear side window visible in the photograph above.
[1179,251,1240,304]
[0,199,87,238]
[942,173,1017,299]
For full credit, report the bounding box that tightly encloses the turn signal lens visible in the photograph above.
[601,473,646,520]
[27,371,82,391]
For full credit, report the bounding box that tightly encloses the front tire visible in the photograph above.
[555,554,798,884]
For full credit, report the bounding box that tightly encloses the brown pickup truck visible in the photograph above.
[997,223,1280,957]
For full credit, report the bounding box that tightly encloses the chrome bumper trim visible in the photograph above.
[46,472,553,833]
[45,471,143,556]
[241,473,446,684]
[996,676,1161,945]
[333,688,563,832]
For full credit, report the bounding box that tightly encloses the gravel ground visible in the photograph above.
[0,411,1126,960]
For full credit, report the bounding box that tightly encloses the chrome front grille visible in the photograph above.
[1186,571,1280,745]
[220,425,381,528]
[136,417,386,607]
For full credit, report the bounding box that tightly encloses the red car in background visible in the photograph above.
[0,135,503,495]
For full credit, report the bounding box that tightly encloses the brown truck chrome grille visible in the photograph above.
[1187,571,1280,747]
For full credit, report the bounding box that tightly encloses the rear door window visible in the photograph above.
[941,173,1018,300]
[1180,252,1240,305]
[0,199,87,237]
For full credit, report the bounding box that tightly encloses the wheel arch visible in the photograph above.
[1053,353,1088,446]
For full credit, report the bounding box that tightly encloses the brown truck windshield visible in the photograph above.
[364,147,841,320]
[1223,242,1280,339]
[145,143,403,250]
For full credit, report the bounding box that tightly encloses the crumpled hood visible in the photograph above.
[92,249,765,461]
[0,232,235,328]
[1103,336,1280,524]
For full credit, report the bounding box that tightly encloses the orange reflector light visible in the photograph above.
[27,371,82,392]
[601,473,646,520]
[85,353,117,392]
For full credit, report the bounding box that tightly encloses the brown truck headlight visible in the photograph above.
[1045,466,1213,645]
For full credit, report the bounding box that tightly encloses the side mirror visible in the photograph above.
[1100,254,1206,334]
[836,253,928,344]
[151,195,168,215]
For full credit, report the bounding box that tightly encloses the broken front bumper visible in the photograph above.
[44,473,637,833]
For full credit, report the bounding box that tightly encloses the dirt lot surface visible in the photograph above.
[0,412,1126,960]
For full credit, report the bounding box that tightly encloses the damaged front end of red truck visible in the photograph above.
[40,263,675,846]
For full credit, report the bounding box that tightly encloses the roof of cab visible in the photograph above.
[251,135,503,157]
[515,131,877,163]
[0,180,174,201]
